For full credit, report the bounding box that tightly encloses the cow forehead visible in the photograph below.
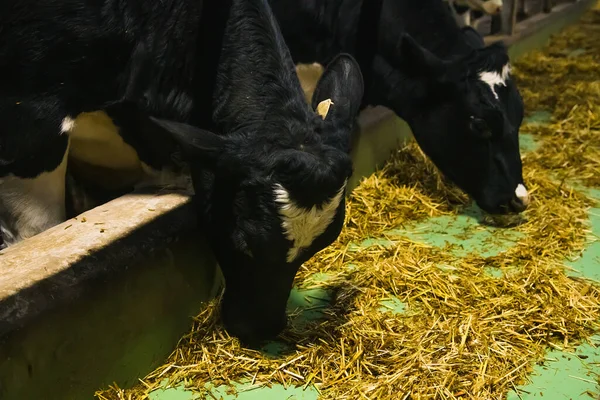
[477,62,511,100]
[273,180,347,263]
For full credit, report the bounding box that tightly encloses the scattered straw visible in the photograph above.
[96,4,600,400]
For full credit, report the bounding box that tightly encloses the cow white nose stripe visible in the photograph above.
[515,184,530,205]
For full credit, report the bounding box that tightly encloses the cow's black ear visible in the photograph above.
[311,53,364,124]
[394,34,448,79]
[461,26,486,48]
[149,117,226,165]
[478,41,510,68]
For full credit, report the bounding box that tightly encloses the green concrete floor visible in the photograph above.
[144,106,600,400]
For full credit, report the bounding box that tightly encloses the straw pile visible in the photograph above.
[97,4,600,399]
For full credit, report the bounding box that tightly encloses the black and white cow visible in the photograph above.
[446,0,503,31]
[269,0,530,215]
[0,0,364,343]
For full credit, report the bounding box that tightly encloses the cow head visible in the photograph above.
[151,54,363,344]
[372,31,528,215]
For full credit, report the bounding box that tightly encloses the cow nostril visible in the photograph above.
[510,196,527,212]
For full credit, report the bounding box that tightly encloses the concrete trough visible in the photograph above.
[0,1,596,398]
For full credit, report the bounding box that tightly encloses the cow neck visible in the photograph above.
[398,0,474,59]
[209,0,310,135]
[353,0,384,104]
[188,0,232,131]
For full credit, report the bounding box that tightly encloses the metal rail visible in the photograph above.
[498,0,581,35]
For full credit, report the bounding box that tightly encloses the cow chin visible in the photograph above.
[219,263,298,346]
[474,193,527,215]
[475,199,512,215]
[221,287,289,346]
[221,300,288,346]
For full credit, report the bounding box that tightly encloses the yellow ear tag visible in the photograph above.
[316,98,334,120]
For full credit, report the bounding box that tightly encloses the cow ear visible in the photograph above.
[466,41,510,77]
[461,26,486,48]
[480,41,510,65]
[388,34,448,80]
[311,53,364,124]
[149,117,226,165]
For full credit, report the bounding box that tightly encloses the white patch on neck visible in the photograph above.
[61,116,76,134]
[274,180,347,263]
[478,63,511,99]
[0,141,70,247]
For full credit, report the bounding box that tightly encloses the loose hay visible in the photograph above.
[96,4,600,400]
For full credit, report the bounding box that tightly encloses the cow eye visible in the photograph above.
[469,116,492,139]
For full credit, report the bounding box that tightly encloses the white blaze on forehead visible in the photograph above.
[478,63,511,100]
[274,180,347,263]
[61,116,76,134]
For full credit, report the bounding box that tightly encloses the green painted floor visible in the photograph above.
[145,105,600,399]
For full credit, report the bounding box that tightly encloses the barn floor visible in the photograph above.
[134,168,600,400]
[130,140,600,400]
[97,4,600,400]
